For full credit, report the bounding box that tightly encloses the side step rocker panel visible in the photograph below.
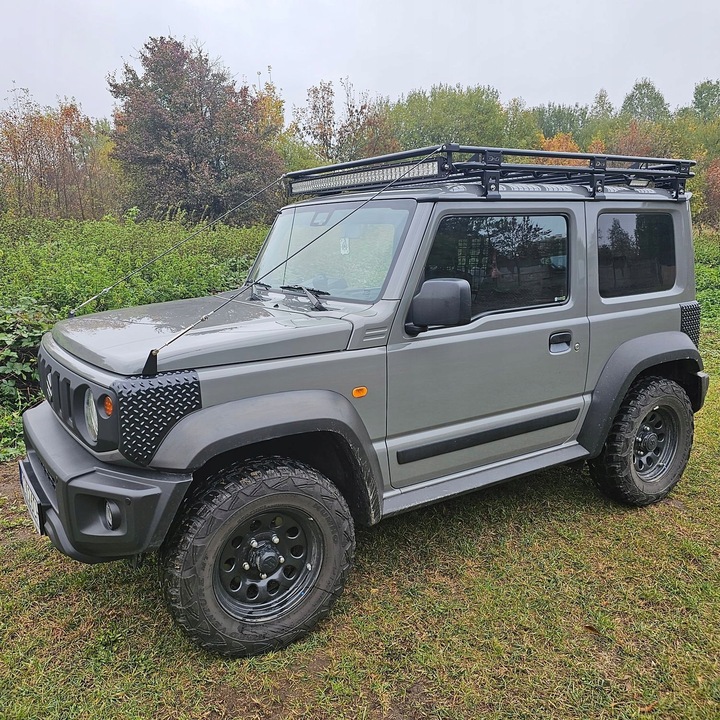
[382,442,588,517]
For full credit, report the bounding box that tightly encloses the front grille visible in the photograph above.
[39,351,75,428]
[680,301,701,347]
[37,345,118,451]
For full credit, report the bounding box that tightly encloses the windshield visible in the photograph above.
[249,199,415,302]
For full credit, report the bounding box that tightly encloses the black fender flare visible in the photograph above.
[579,331,704,458]
[151,389,383,523]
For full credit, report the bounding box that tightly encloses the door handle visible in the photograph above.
[549,331,572,353]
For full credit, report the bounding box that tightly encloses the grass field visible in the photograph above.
[0,328,718,719]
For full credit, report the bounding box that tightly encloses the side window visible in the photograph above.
[597,213,675,297]
[426,215,568,315]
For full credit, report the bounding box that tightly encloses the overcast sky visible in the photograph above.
[2,0,719,123]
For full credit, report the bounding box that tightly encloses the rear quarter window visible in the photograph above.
[597,213,675,297]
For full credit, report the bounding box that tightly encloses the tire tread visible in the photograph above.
[159,456,355,656]
[589,376,694,506]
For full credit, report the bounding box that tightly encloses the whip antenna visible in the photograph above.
[141,145,444,376]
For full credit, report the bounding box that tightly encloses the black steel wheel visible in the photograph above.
[160,457,355,656]
[589,376,694,506]
[632,405,679,481]
[214,506,323,622]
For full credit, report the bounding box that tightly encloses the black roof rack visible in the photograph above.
[285,143,695,201]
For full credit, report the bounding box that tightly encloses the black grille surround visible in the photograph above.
[111,371,202,466]
[38,346,119,450]
[680,301,701,347]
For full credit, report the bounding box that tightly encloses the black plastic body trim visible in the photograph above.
[152,390,383,524]
[21,402,192,563]
[396,409,580,465]
[579,331,704,458]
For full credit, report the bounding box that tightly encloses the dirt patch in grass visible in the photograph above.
[0,459,38,544]
[0,460,20,501]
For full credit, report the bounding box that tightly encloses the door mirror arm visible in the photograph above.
[404,322,428,337]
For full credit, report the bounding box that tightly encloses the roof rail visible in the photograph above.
[285,143,695,200]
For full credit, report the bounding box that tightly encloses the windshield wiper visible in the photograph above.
[280,285,329,311]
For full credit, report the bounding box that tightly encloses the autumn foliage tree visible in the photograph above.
[539,132,581,163]
[292,78,398,164]
[293,80,336,161]
[0,89,123,218]
[108,37,283,222]
[335,83,399,161]
[7,57,720,230]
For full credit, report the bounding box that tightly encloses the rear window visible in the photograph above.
[597,213,675,297]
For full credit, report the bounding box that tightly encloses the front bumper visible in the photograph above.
[21,402,193,563]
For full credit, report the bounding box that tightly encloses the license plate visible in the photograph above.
[19,462,43,535]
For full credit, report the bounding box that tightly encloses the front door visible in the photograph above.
[386,202,590,488]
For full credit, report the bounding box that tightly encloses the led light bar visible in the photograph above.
[290,159,443,195]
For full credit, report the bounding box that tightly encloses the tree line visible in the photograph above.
[2,36,720,225]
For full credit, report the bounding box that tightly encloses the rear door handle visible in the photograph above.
[549,331,572,353]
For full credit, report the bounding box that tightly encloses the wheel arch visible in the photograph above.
[151,390,383,525]
[579,331,706,458]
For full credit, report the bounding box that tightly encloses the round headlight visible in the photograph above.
[84,389,99,442]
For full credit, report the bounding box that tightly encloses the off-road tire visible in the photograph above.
[589,376,693,506]
[159,456,355,656]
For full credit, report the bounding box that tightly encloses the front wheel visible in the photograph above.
[589,376,694,506]
[160,457,355,656]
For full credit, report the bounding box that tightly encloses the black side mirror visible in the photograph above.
[405,278,472,336]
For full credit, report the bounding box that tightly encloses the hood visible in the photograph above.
[51,295,354,375]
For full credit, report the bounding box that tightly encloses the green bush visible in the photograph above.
[0,400,31,461]
[0,215,268,458]
[695,228,720,325]
[695,227,720,266]
[0,215,268,312]
[0,297,56,459]
[0,297,57,403]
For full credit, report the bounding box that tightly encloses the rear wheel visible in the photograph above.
[160,457,355,656]
[589,377,693,506]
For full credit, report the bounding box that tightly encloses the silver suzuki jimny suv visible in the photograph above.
[20,144,709,655]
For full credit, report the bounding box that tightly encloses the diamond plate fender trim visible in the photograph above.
[112,370,202,466]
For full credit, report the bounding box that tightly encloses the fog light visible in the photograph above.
[105,500,121,530]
